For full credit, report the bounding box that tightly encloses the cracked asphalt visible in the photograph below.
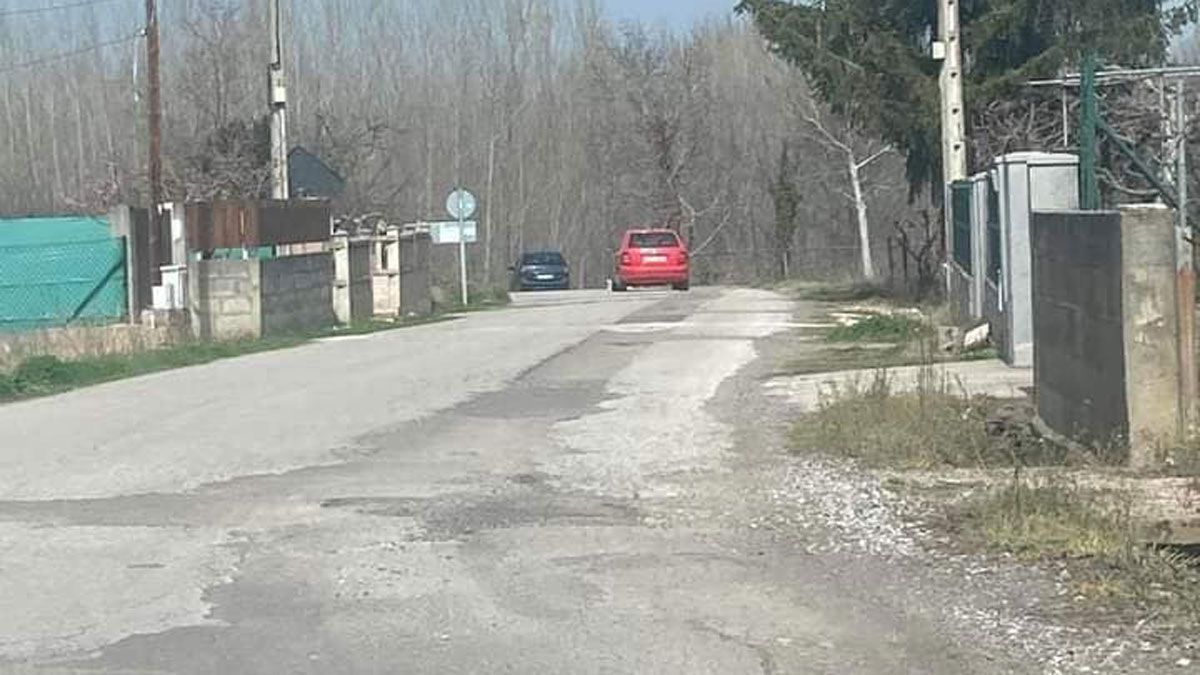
[0,288,1066,673]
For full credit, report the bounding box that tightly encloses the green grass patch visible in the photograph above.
[434,285,513,313]
[825,313,930,344]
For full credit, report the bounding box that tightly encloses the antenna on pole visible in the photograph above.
[268,0,289,200]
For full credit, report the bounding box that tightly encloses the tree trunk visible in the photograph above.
[848,151,875,279]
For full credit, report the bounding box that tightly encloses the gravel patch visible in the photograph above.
[763,449,1197,673]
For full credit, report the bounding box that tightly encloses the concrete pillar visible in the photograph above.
[332,232,351,325]
[1121,204,1189,468]
[385,226,402,317]
[107,204,140,323]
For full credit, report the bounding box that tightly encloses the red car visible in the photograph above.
[613,229,689,291]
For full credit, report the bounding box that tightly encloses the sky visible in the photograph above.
[604,0,740,28]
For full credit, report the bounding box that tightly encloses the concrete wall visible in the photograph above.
[399,232,433,316]
[1120,205,1186,466]
[188,259,262,340]
[261,253,335,336]
[191,252,335,339]
[332,235,374,325]
[1031,210,1127,446]
[1031,205,1189,465]
[0,313,189,372]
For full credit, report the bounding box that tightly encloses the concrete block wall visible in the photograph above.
[188,259,262,340]
[261,253,335,335]
[1031,210,1127,446]
[190,253,336,340]
[1031,205,1189,465]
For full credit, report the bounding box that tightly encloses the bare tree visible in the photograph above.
[791,92,893,279]
[0,0,913,287]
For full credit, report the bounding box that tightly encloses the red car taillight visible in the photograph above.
[677,250,689,264]
[620,252,633,265]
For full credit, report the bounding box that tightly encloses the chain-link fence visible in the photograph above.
[0,237,127,332]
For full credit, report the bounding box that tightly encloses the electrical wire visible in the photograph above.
[0,31,141,74]
[0,0,123,19]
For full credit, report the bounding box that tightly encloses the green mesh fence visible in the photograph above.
[0,217,127,332]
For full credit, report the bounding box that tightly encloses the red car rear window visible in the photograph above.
[629,232,680,248]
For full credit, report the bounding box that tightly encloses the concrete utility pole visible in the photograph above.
[936,0,967,284]
[144,0,162,285]
[937,0,968,184]
[268,0,289,200]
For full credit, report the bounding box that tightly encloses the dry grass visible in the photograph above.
[787,281,894,303]
[965,476,1130,559]
[0,320,189,373]
[794,365,1200,628]
[792,368,1059,469]
[958,474,1200,623]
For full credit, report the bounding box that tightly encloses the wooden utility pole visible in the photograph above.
[268,0,289,200]
[1172,81,1196,438]
[145,0,162,284]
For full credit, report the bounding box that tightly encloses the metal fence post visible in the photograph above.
[1079,53,1101,210]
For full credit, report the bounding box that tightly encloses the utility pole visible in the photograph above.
[268,0,289,200]
[1172,81,1196,437]
[937,0,967,184]
[145,0,162,285]
[936,0,967,284]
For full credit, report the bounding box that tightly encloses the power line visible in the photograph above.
[0,31,141,74]
[0,0,123,19]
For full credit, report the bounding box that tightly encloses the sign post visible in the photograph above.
[446,188,477,306]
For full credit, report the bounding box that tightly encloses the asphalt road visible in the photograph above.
[0,288,1023,674]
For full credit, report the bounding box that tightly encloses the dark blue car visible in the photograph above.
[511,251,570,291]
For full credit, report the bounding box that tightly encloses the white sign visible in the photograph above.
[429,220,478,245]
[446,189,477,220]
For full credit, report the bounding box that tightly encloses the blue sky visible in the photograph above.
[604,0,739,28]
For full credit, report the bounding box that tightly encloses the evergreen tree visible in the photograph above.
[737,0,1197,194]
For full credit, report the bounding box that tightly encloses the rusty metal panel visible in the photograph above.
[186,200,330,251]
[185,203,215,251]
[258,200,331,246]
